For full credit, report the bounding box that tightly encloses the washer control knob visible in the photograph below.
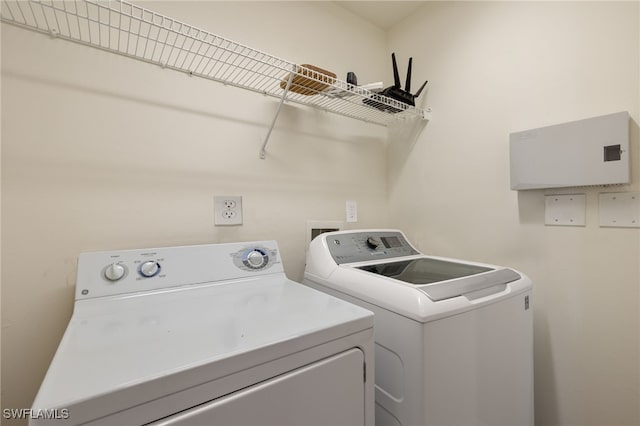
[104,263,126,282]
[366,236,382,249]
[139,260,161,278]
[244,249,268,269]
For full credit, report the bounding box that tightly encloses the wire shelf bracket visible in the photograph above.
[1,0,431,159]
[260,64,295,159]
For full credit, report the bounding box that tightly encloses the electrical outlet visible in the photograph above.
[214,196,243,226]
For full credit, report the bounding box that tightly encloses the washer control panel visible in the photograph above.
[76,241,283,300]
[325,230,419,264]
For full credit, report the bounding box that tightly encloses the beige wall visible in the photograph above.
[1,1,390,420]
[2,2,640,426]
[387,2,640,426]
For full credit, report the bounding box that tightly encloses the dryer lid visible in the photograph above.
[32,276,372,422]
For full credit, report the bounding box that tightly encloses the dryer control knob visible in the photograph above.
[246,250,267,269]
[104,263,126,281]
[139,261,161,278]
[366,236,382,249]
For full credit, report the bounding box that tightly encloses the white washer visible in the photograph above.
[31,241,374,426]
[304,229,533,426]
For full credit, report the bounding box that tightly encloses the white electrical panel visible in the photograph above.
[510,111,629,190]
[599,192,640,228]
[544,194,586,226]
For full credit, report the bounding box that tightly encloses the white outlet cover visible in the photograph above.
[599,192,640,228]
[544,194,586,226]
[214,196,243,226]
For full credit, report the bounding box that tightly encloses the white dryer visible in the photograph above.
[31,240,374,425]
[304,229,533,426]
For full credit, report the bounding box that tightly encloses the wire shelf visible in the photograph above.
[1,0,429,127]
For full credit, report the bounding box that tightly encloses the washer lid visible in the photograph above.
[32,275,372,423]
[357,258,521,301]
[357,257,493,283]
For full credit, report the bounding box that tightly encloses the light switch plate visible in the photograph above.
[346,200,358,223]
[545,194,586,226]
[599,192,639,228]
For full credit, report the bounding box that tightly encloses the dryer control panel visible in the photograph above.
[325,231,419,264]
[231,246,277,272]
[76,241,282,300]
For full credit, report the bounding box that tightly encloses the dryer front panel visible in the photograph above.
[149,349,366,426]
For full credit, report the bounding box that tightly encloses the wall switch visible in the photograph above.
[214,196,243,226]
[346,200,358,223]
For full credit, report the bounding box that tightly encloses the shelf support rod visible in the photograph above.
[260,64,296,159]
